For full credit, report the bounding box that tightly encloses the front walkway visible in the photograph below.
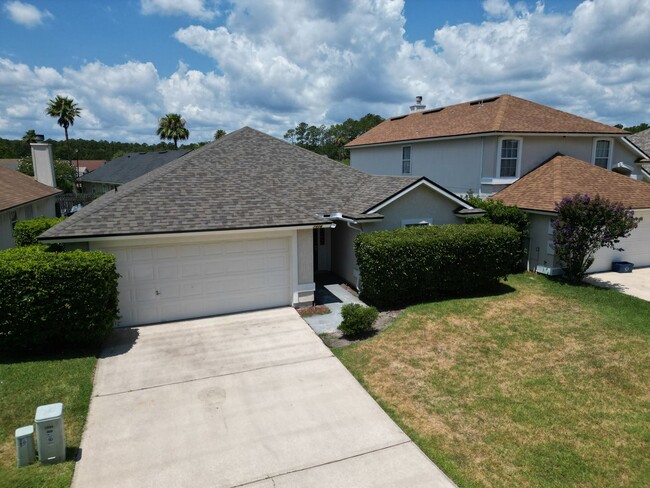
[584,267,650,301]
[73,307,455,487]
[303,277,367,334]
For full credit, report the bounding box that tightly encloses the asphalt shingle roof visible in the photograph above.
[0,167,61,212]
[492,154,650,212]
[627,128,650,158]
[78,150,190,185]
[347,94,626,147]
[41,128,423,239]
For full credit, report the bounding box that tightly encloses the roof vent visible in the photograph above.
[469,96,500,106]
[410,96,426,112]
[139,152,147,155]
[390,115,408,121]
[158,151,167,154]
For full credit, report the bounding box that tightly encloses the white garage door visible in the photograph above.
[106,237,291,326]
[590,210,650,273]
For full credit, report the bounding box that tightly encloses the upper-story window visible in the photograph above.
[402,146,411,174]
[592,138,612,169]
[498,138,522,178]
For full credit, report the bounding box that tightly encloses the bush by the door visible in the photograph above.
[338,303,379,337]
[355,224,521,308]
[0,246,120,354]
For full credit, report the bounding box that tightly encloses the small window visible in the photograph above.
[593,139,611,169]
[402,218,432,227]
[402,146,411,174]
[499,139,520,177]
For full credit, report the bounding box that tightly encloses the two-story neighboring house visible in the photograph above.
[347,94,648,196]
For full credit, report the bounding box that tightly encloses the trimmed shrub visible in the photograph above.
[465,194,529,236]
[355,224,521,308]
[0,246,120,354]
[338,303,379,337]
[13,216,65,247]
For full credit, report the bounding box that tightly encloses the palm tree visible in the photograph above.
[22,129,38,154]
[45,95,82,164]
[157,113,189,148]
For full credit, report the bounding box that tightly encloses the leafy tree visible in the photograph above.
[552,194,641,283]
[614,122,649,134]
[214,129,227,140]
[21,129,38,154]
[283,114,384,162]
[46,95,82,164]
[157,113,189,148]
[17,156,77,193]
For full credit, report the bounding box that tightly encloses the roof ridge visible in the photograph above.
[492,95,510,131]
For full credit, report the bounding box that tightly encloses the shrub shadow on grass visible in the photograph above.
[0,347,100,365]
[370,280,517,312]
[99,327,139,359]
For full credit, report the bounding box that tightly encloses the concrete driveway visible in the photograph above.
[73,307,454,487]
[585,267,650,301]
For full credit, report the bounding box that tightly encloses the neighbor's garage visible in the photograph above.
[591,209,650,273]
[92,235,291,327]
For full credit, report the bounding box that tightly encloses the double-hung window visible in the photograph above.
[593,139,612,169]
[402,146,411,174]
[498,138,521,178]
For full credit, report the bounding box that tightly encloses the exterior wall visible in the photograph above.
[350,138,484,195]
[296,228,315,304]
[526,213,560,274]
[0,197,57,250]
[331,185,465,287]
[82,182,115,195]
[526,209,650,275]
[352,135,643,197]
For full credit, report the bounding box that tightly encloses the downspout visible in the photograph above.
[479,137,484,197]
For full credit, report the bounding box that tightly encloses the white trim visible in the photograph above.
[347,132,628,149]
[401,145,412,175]
[366,179,473,214]
[291,231,299,305]
[621,136,650,159]
[591,137,613,169]
[481,177,518,185]
[41,224,335,244]
[496,137,523,179]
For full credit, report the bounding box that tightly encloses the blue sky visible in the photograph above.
[0,0,648,143]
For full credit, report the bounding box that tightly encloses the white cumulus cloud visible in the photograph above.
[3,1,53,28]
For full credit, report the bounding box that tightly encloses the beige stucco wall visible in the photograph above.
[0,197,57,250]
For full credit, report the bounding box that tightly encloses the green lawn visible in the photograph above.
[0,352,97,488]
[335,273,650,487]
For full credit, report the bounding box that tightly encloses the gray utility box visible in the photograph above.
[35,403,66,464]
[15,425,35,467]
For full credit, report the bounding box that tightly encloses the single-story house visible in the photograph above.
[79,150,190,194]
[493,154,650,274]
[0,166,61,249]
[40,127,480,327]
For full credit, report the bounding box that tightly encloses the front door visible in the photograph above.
[313,227,331,272]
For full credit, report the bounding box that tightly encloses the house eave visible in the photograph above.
[38,223,333,244]
[347,131,629,150]
[0,191,62,214]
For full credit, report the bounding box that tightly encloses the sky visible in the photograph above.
[0,0,649,144]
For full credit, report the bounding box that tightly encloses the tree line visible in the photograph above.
[283,114,384,162]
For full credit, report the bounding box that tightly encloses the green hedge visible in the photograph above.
[0,246,120,354]
[355,224,521,308]
[13,216,64,247]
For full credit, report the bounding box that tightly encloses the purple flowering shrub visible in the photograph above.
[552,194,641,283]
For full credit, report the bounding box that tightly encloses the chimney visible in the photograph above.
[410,96,426,112]
[30,136,57,188]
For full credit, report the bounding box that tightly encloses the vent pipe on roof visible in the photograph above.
[410,96,426,112]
